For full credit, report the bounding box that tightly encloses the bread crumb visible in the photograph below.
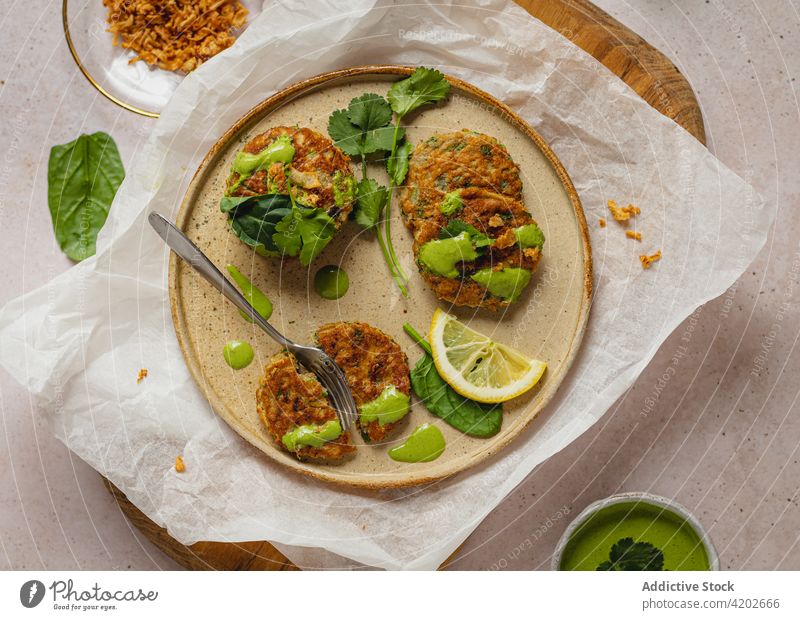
[626,230,642,241]
[175,456,186,473]
[608,200,640,222]
[136,368,148,383]
[488,214,504,228]
[640,250,662,269]
[599,218,606,228]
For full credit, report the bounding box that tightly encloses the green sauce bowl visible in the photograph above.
[552,492,719,571]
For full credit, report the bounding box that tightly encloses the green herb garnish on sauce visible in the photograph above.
[596,538,665,571]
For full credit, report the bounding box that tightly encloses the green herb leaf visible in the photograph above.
[440,219,494,248]
[596,538,665,571]
[347,93,393,131]
[387,67,450,118]
[386,140,412,187]
[409,351,502,437]
[327,108,402,157]
[220,194,292,256]
[327,109,363,157]
[47,132,125,261]
[354,178,388,229]
[273,206,336,266]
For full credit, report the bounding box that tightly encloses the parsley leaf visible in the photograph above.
[327,109,363,157]
[386,140,412,186]
[273,205,336,266]
[596,538,665,571]
[354,178,388,229]
[440,219,494,248]
[387,67,450,118]
[347,93,392,130]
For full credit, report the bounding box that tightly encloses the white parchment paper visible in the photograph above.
[0,0,769,570]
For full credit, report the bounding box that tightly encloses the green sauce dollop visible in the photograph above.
[515,223,545,249]
[314,265,350,300]
[223,340,254,369]
[470,267,531,302]
[232,135,294,177]
[359,385,410,426]
[226,264,273,322]
[281,420,343,453]
[559,500,711,571]
[389,424,446,462]
[418,232,478,278]
[333,171,357,207]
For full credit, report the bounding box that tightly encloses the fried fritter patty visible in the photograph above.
[399,130,522,230]
[315,322,411,443]
[227,126,355,226]
[413,187,543,310]
[256,352,355,461]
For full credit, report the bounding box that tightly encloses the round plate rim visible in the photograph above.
[168,64,593,489]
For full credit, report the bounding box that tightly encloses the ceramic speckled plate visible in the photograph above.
[169,66,592,488]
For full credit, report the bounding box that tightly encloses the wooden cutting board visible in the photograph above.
[104,0,706,571]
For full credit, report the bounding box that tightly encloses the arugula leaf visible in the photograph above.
[404,324,502,437]
[354,178,388,229]
[347,93,392,130]
[220,194,292,256]
[327,109,363,157]
[440,219,494,248]
[596,538,665,571]
[47,132,124,261]
[386,140,412,187]
[273,205,336,265]
[387,67,450,118]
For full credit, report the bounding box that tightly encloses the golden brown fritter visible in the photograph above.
[399,130,522,230]
[227,126,355,226]
[413,187,543,310]
[256,352,355,461]
[315,322,411,443]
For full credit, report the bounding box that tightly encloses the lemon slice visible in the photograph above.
[428,309,547,403]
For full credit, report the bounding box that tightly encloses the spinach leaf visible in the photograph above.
[47,132,124,261]
[410,351,503,437]
[220,194,292,256]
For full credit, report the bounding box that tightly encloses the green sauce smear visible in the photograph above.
[333,170,357,207]
[281,420,342,453]
[228,135,294,193]
[226,264,273,322]
[389,424,446,463]
[314,265,350,300]
[359,385,410,426]
[418,232,478,278]
[560,501,711,571]
[223,340,254,370]
[470,267,531,302]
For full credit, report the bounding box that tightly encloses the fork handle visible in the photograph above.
[148,212,295,350]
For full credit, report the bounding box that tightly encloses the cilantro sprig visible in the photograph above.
[596,538,665,571]
[327,67,450,296]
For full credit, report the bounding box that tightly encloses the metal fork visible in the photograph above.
[148,212,359,432]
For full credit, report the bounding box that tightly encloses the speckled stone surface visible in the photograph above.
[1,0,797,570]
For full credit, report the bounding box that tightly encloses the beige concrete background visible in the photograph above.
[1,0,797,570]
